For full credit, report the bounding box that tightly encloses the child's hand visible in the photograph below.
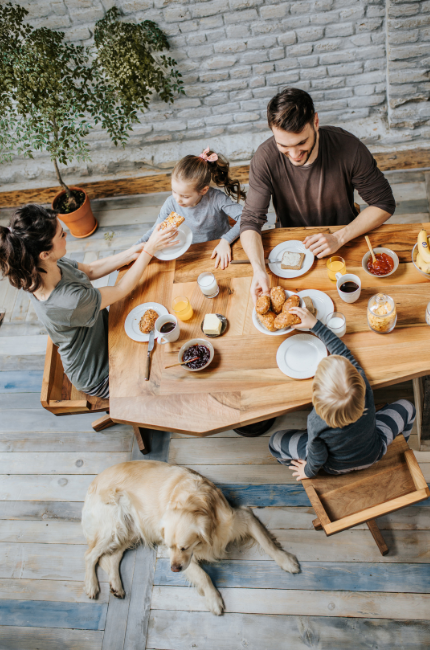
[290,459,308,481]
[211,239,231,270]
[145,223,179,255]
[289,306,318,330]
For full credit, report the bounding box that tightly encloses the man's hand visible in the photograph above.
[303,232,342,258]
[251,269,271,305]
[289,306,317,330]
[290,459,308,481]
[211,239,232,270]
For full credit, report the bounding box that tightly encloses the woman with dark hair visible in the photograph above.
[0,204,178,398]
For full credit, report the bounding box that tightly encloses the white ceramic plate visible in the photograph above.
[268,240,314,278]
[297,289,334,330]
[277,333,328,379]
[154,224,193,261]
[124,302,169,342]
[252,290,302,337]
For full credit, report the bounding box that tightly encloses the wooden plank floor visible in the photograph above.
[0,168,429,649]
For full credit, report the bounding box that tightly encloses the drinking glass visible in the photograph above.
[327,256,346,282]
[326,311,346,338]
[172,296,194,322]
[197,272,219,298]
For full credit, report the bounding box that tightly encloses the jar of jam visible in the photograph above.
[367,293,397,334]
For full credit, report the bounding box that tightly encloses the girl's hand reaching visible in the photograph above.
[211,238,231,270]
[289,306,318,330]
[145,223,179,256]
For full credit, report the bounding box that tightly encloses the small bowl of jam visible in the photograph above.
[178,338,215,372]
[362,247,399,278]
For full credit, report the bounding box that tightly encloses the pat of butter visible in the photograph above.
[203,313,221,335]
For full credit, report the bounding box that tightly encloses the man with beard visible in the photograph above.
[240,88,396,303]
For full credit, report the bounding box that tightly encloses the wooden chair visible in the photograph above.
[41,338,151,453]
[302,435,429,555]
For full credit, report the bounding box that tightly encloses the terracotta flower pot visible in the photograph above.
[52,186,98,238]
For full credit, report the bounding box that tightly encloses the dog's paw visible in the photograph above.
[110,585,125,599]
[206,589,224,616]
[278,552,300,574]
[85,578,100,599]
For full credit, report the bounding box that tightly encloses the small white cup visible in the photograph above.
[155,314,180,344]
[336,272,361,304]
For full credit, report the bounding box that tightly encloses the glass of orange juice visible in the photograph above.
[172,296,194,322]
[327,256,346,282]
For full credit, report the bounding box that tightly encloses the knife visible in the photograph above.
[144,328,155,381]
[230,258,283,264]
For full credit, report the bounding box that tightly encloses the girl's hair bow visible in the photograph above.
[198,147,218,163]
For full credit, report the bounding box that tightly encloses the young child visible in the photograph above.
[269,306,416,481]
[136,148,246,270]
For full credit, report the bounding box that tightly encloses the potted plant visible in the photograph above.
[0,4,183,238]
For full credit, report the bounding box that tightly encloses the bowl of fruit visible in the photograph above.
[412,229,430,278]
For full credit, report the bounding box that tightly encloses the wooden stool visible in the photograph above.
[41,338,151,454]
[302,435,429,555]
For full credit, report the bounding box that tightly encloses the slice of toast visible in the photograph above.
[160,211,185,230]
[281,251,305,270]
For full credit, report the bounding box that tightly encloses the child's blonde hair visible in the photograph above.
[312,355,366,429]
[172,151,246,203]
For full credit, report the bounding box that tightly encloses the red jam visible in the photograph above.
[367,252,394,276]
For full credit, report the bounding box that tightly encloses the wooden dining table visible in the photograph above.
[108,221,430,436]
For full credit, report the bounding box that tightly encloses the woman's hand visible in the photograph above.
[211,239,231,270]
[145,223,179,256]
[289,306,318,330]
[290,459,308,481]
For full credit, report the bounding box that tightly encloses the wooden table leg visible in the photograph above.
[92,414,115,432]
[421,376,430,445]
[367,518,389,556]
[132,426,152,455]
[312,518,323,530]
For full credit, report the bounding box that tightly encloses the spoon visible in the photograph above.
[165,357,199,369]
[365,235,377,263]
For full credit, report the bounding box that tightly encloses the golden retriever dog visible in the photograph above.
[82,460,300,615]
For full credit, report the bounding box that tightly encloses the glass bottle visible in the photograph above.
[367,293,397,334]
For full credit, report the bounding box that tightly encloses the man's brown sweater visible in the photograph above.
[240,126,395,234]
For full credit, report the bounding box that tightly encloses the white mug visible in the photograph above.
[336,272,361,304]
[155,314,180,344]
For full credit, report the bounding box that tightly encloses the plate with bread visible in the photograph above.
[267,240,314,278]
[253,288,304,336]
[125,302,169,342]
[253,287,333,336]
[154,212,193,261]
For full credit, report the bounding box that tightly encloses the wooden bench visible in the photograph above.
[302,435,429,555]
[41,338,151,453]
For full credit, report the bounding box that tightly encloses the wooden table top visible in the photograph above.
[108,221,430,436]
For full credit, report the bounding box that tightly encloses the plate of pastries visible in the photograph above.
[124,302,168,342]
[154,212,193,261]
[252,287,334,336]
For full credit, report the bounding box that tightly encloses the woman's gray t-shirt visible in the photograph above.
[30,258,109,393]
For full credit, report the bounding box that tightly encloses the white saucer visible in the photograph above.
[252,290,303,336]
[154,224,193,261]
[297,289,334,331]
[277,333,328,379]
[124,302,169,342]
[268,240,314,278]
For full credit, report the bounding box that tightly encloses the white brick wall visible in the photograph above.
[2,0,430,188]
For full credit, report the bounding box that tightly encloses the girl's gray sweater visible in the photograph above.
[305,320,384,478]
[135,187,242,246]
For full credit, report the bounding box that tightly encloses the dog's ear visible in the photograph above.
[196,516,213,546]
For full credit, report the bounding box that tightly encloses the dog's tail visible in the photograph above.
[82,485,144,552]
